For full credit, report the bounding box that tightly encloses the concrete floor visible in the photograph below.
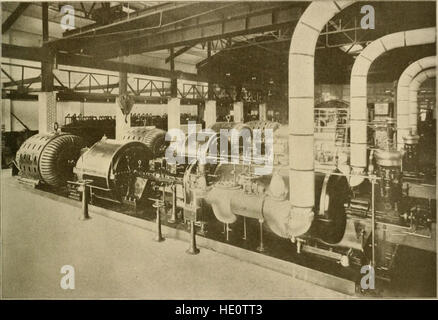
[1,171,347,299]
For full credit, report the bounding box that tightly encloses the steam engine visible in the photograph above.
[13,118,436,286]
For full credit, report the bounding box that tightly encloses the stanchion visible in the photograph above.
[78,180,93,221]
[184,189,201,254]
[150,198,165,242]
[224,223,230,241]
[257,219,265,252]
[370,176,376,267]
[168,184,177,223]
[186,220,200,255]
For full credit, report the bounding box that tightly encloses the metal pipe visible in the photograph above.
[151,199,165,242]
[350,28,436,174]
[186,221,200,255]
[288,1,353,236]
[168,184,177,223]
[408,68,436,133]
[79,180,92,221]
[257,219,265,252]
[396,56,435,149]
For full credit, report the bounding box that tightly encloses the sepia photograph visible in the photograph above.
[1,0,437,303]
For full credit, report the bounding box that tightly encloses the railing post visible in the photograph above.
[77,180,93,221]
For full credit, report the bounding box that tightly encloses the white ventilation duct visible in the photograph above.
[350,27,436,175]
[409,68,436,132]
[396,56,435,149]
[287,1,353,237]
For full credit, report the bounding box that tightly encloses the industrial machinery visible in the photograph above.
[61,114,115,147]
[14,132,84,187]
[122,127,168,158]
[73,137,153,205]
[130,113,167,129]
[13,117,436,289]
[202,122,435,280]
[130,113,204,131]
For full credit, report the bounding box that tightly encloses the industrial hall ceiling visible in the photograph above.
[2,1,436,90]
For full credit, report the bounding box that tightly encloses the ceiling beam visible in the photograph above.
[2,44,206,82]
[62,2,194,38]
[165,46,194,64]
[52,3,303,59]
[3,76,41,88]
[2,3,31,34]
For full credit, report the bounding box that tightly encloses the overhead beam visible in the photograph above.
[105,5,302,58]
[53,4,303,59]
[2,44,205,82]
[54,2,225,52]
[3,76,41,88]
[1,44,42,61]
[62,2,195,37]
[68,82,119,92]
[3,91,171,104]
[2,3,31,34]
[165,46,194,64]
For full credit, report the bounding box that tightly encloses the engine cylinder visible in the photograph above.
[122,127,168,158]
[15,132,84,187]
[74,138,153,200]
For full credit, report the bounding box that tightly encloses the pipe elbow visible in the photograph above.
[205,186,237,224]
[263,199,314,238]
[286,206,314,238]
[349,166,366,187]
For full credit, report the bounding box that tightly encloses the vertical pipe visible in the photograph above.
[257,220,265,252]
[396,57,435,149]
[79,181,91,221]
[409,68,436,133]
[168,184,177,223]
[186,221,200,255]
[288,1,353,237]
[154,200,165,242]
[350,28,436,173]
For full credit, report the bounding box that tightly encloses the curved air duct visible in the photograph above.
[409,68,436,132]
[287,1,353,237]
[396,56,435,149]
[350,27,436,173]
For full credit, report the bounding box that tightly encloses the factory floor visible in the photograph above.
[1,170,347,299]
